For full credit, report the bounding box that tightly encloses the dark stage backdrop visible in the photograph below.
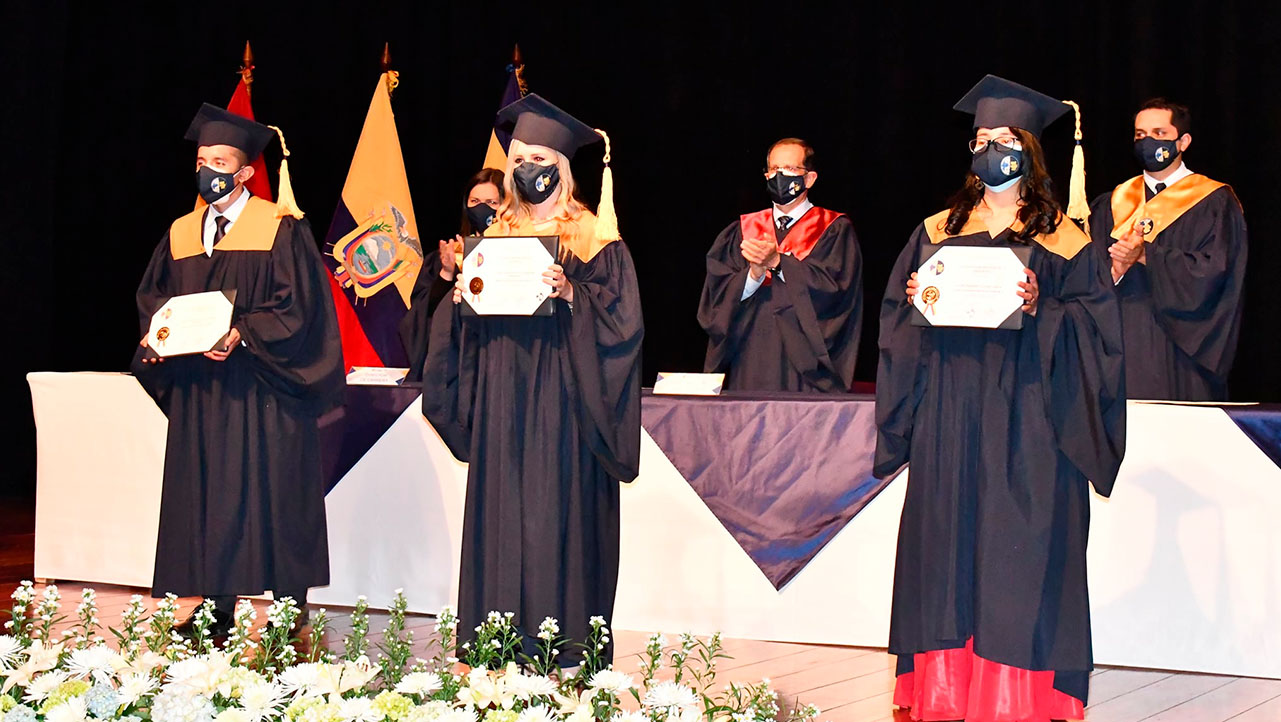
[3,2,1276,494]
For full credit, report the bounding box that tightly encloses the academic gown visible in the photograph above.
[422,212,643,663]
[875,209,1126,706]
[398,248,454,382]
[132,196,345,599]
[1089,176,1247,401]
[698,208,863,392]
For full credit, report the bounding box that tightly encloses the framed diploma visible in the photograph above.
[459,235,560,317]
[145,289,237,357]
[910,245,1032,329]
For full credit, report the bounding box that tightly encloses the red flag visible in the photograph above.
[227,42,272,200]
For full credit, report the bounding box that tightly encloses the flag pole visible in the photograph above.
[381,42,398,97]
[511,44,528,97]
[239,41,255,98]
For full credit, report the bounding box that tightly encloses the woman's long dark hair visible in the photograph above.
[944,128,1061,241]
[458,168,506,235]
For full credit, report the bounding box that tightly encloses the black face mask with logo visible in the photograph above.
[466,203,497,234]
[196,165,242,204]
[970,143,1025,189]
[1133,136,1181,173]
[513,163,561,204]
[766,172,808,205]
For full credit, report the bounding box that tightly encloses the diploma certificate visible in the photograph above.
[459,236,559,317]
[146,290,237,357]
[910,245,1032,329]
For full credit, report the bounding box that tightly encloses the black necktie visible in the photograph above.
[1154,182,1167,194]
[777,216,793,231]
[213,216,230,245]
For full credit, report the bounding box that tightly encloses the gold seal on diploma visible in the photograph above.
[922,286,940,315]
[156,327,170,345]
[469,277,484,294]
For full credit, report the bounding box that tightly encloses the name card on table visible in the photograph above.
[653,372,725,396]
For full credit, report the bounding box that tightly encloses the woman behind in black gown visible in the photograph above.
[422,94,643,666]
[399,169,505,381]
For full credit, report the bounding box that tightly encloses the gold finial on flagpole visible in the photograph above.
[512,44,528,97]
[381,43,399,97]
[239,41,255,96]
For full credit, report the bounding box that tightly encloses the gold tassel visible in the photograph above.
[594,128,620,242]
[267,124,305,219]
[1062,99,1090,235]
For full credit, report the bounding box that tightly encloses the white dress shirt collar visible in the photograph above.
[1144,161,1193,194]
[202,188,252,255]
[772,197,813,227]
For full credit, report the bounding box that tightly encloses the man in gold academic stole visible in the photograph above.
[1089,98,1247,401]
[698,138,864,392]
[133,104,344,635]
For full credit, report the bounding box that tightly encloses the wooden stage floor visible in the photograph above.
[3,497,1277,721]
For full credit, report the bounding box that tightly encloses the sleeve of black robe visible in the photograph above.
[560,241,645,482]
[231,218,346,417]
[698,221,754,375]
[1142,189,1248,380]
[873,227,929,479]
[1032,236,1128,497]
[420,288,479,463]
[130,234,180,414]
[398,249,455,382]
[771,217,864,390]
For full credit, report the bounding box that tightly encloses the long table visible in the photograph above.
[26,372,1281,680]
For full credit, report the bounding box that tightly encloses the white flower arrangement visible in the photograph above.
[0,583,821,722]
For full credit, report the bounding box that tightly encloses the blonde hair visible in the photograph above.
[493,140,591,259]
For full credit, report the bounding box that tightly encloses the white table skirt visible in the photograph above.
[26,372,1281,679]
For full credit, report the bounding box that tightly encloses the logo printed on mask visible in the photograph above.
[1000,156,1019,176]
[536,174,551,193]
[789,180,803,195]
[1155,147,1170,163]
[211,178,227,193]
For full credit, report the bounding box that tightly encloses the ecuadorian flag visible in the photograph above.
[324,72,422,369]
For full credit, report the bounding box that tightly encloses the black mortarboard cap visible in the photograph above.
[184,103,276,160]
[953,75,1070,137]
[495,94,601,159]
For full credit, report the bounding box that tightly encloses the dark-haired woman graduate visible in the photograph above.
[400,168,505,380]
[422,94,642,664]
[875,76,1126,721]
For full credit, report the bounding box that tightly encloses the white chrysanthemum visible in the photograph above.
[67,646,121,683]
[214,710,250,722]
[116,672,160,707]
[642,681,698,711]
[277,663,324,697]
[663,709,700,722]
[587,669,634,695]
[45,696,88,722]
[21,670,69,704]
[506,674,558,700]
[238,681,287,722]
[150,688,216,722]
[515,706,557,722]
[394,672,443,696]
[335,697,380,722]
[0,635,21,670]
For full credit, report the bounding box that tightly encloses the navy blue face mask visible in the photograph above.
[1134,136,1181,172]
[466,203,497,234]
[513,162,560,204]
[196,165,242,204]
[766,172,808,205]
[970,142,1025,189]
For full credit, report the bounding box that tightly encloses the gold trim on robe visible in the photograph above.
[1109,174,1231,243]
[169,196,284,260]
[486,210,615,263]
[922,208,1089,260]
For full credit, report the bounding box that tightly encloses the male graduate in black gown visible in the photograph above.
[699,138,863,392]
[1090,98,1247,401]
[133,104,344,633]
